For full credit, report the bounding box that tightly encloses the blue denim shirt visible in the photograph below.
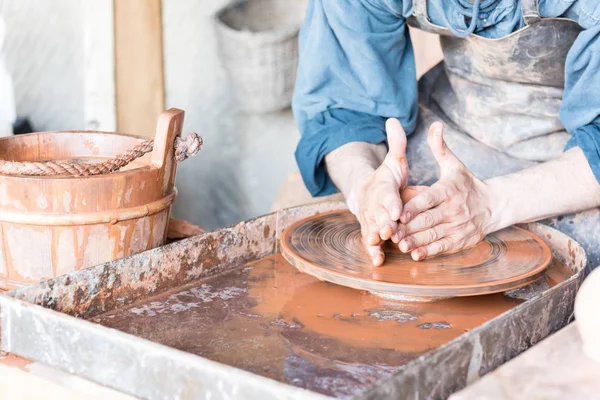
[292,0,600,196]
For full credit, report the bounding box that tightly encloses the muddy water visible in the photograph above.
[92,254,572,398]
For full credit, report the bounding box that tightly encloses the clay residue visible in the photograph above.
[91,254,572,398]
[505,257,572,301]
[249,255,524,353]
[166,219,204,241]
[0,352,33,371]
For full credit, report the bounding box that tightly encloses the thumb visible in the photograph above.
[427,122,464,176]
[385,118,407,162]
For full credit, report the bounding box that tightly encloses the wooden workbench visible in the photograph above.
[450,322,600,400]
[0,352,135,399]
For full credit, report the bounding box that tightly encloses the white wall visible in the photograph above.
[1,0,85,130]
[162,0,301,229]
[1,0,300,229]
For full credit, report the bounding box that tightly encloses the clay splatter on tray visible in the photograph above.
[92,254,571,398]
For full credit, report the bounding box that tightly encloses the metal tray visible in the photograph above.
[0,202,587,399]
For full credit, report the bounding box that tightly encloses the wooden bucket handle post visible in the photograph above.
[151,108,185,169]
[151,108,185,196]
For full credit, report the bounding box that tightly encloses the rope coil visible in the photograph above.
[0,133,202,177]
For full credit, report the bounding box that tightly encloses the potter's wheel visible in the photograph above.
[280,210,552,301]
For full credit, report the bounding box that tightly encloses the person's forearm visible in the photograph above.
[487,147,600,231]
[325,142,387,212]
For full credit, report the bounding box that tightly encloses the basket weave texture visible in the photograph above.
[215,0,305,113]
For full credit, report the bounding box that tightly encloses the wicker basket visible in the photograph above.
[215,0,305,113]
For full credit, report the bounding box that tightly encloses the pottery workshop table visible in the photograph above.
[0,202,587,399]
[0,352,135,399]
[0,218,204,400]
[3,325,596,400]
[5,324,596,400]
[450,322,600,400]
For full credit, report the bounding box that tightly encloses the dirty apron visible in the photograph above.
[405,0,600,272]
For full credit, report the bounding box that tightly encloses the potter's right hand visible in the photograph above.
[346,118,409,266]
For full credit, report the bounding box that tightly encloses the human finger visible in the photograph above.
[399,224,448,253]
[400,185,446,224]
[359,217,385,266]
[391,223,406,244]
[405,207,446,235]
[360,213,383,247]
[426,121,465,176]
[380,192,402,222]
[384,118,408,163]
[411,237,455,261]
[375,210,397,241]
[365,242,385,267]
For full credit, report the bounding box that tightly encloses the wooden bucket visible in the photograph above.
[0,109,199,289]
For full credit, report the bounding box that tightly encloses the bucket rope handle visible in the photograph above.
[0,132,203,177]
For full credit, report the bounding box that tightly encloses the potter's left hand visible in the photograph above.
[398,122,498,261]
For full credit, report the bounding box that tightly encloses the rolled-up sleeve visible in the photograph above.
[561,24,600,182]
[292,0,417,196]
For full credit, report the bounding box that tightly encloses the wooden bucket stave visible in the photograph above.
[0,108,191,289]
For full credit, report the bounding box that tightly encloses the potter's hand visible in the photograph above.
[346,119,409,266]
[398,122,496,261]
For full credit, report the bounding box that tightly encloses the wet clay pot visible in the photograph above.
[0,109,188,289]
